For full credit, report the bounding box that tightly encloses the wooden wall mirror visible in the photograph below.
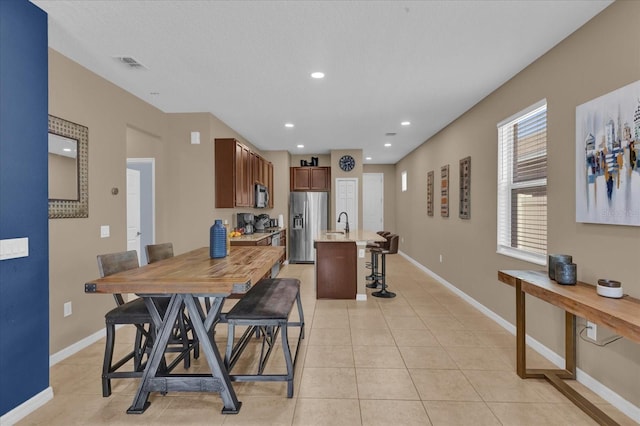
[48,115,88,218]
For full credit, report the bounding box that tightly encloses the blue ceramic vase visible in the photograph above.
[210,219,226,259]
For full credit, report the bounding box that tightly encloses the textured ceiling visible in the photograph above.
[32,0,612,164]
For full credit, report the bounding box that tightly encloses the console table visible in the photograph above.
[498,270,640,426]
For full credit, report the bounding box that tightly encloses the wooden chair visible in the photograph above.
[97,250,158,397]
[145,242,200,363]
[145,242,174,264]
[97,250,194,397]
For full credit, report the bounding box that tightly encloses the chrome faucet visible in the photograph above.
[337,211,350,233]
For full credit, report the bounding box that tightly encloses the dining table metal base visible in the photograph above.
[126,293,242,414]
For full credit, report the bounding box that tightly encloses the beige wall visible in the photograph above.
[48,50,168,351]
[395,1,639,406]
[290,153,331,167]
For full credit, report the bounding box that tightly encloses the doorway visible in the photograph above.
[335,178,358,232]
[126,158,155,265]
[363,173,384,231]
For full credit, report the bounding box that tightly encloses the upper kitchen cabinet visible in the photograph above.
[290,166,331,191]
[215,138,273,208]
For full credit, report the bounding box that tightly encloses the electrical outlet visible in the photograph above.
[586,321,597,340]
[358,248,365,258]
[64,301,72,317]
[439,254,443,263]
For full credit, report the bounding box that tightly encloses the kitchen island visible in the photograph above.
[314,230,386,299]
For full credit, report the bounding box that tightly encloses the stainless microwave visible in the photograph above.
[255,183,269,208]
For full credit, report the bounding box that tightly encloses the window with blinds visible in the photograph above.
[497,100,547,264]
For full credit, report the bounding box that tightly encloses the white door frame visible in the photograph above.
[335,177,358,232]
[126,158,156,265]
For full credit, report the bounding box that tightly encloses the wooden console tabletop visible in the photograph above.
[498,270,640,426]
[498,270,640,342]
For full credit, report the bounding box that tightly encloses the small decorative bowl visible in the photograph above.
[596,279,623,298]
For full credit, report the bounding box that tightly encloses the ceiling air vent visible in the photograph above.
[385,132,397,136]
[114,56,146,69]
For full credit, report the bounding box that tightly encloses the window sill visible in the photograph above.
[497,247,546,266]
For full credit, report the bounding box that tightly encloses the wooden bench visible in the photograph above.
[221,278,305,397]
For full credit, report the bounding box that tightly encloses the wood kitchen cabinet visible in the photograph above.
[315,241,356,299]
[215,138,273,208]
[290,166,330,191]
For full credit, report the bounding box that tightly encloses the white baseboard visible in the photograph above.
[356,293,367,301]
[50,326,109,366]
[398,250,640,424]
[0,387,53,426]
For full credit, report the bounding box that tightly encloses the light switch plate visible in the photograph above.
[0,237,29,260]
[100,225,110,238]
[358,249,365,258]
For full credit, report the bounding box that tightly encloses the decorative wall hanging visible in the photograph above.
[440,164,449,217]
[575,79,640,226]
[459,156,471,219]
[427,170,434,216]
[48,115,89,218]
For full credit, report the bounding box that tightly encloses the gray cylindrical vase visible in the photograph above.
[548,254,572,280]
[555,262,577,285]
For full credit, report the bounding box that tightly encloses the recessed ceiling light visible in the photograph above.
[297,144,304,148]
[63,148,72,152]
[401,121,411,126]
[384,143,392,147]
[365,157,372,160]
[310,72,325,79]
[285,123,294,128]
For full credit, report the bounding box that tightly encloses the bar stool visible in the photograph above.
[365,231,390,282]
[366,232,391,288]
[371,234,399,298]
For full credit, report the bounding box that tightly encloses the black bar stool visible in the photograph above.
[371,234,399,298]
[366,232,391,288]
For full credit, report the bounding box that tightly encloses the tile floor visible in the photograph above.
[18,255,636,425]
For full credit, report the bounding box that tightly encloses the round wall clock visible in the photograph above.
[339,155,356,172]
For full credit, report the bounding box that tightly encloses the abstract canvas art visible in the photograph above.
[441,165,449,217]
[575,80,640,226]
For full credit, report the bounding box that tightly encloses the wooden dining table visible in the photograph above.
[85,245,285,414]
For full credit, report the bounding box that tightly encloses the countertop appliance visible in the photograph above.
[289,192,328,263]
[236,212,254,234]
[254,214,270,232]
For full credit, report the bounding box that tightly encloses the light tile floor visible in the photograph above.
[18,255,637,425]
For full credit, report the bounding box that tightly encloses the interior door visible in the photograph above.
[363,173,384,231]
[126,168,141,258]
[335,178,358,232]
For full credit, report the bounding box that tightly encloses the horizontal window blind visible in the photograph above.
[497,101,547,261]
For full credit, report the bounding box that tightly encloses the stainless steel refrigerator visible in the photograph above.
[289,192,328,263]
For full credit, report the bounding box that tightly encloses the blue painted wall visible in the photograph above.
[0,0,49,416]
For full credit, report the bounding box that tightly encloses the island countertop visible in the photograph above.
[315,230,386,243]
